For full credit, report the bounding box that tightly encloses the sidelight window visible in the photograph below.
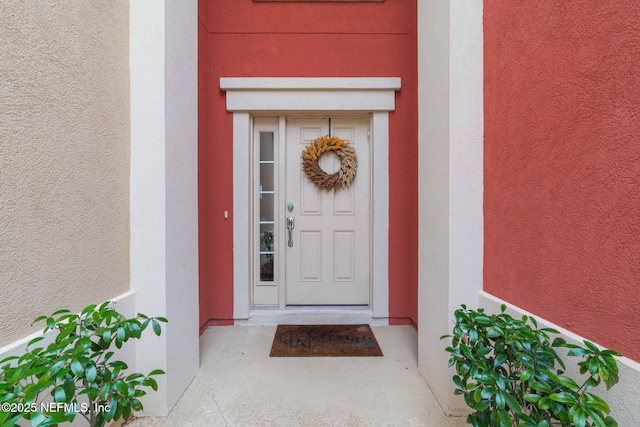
[258,131,275,282]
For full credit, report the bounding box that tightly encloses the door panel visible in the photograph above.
[285,118,370,305]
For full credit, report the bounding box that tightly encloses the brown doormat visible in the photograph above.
[269,324,383,357]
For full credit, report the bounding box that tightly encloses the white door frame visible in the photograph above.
[220,77,401,321]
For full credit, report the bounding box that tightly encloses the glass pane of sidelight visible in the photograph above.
[259,193,274,222]
[260,132,274,161]
[259,253,274,282]
[260,163,274,192]
[260,223,275,252]
[259,223,275,282]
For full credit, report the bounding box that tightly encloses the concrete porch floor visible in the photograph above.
[128,326,468,427]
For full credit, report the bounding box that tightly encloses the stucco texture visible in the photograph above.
[0,2,130,347]
[484,1,640,361]
[198,0,418,327]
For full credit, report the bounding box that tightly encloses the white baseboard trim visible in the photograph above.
[0,291,137,362]
[479,291,640,426]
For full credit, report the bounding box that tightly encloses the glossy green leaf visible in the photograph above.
[519,368,534,381]
[538,397,552,410]
[569,405,587,427]
[524,393,541,403]
[495,391,506,409]
[99,383,110,400]
[54,385,66,402]
[31,315,48,325]
[487,326,503,338]
[498,409,512,427]
[46,317,56,330]
[604,415,618,426]
[584,407,607,427]
[140,377,158,392]
[27,336,45,347]
[152,320,161,336]
[107,398,118,420]
[126,373,144,381]
[115,380,128,396]
[584,340,601,354]
[86,364,97,383]
[475,399,491,412]
[480,386,495,399]
[29,413,48,427]
[588,357,600,375]
[82,304,97,316]
[474,346,491,357]
[63,374,75,401]
[122,399,132,420]
[586,393,611,413]
[601,355,618,373]
[605,372,619,390]
[70,359,84,377]
[504,393,521,414]
[567,347,589,357]
[548,392,576,405]
[473,387,483,404]
[556,375,580,390]
[453,375,465,389]
[131,398,143,412]
[129,322,142,339]
[44,360,66,380]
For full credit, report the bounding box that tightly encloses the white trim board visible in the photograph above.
[222,77,400,321]
[130,0,199,416]
[0,291,136,363]
[221,77,400,112]
[417,0,484,415]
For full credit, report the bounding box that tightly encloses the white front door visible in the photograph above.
[285,118,371,305]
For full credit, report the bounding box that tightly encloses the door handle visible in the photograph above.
[287,216,295,247]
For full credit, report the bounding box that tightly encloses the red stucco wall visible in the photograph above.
[198,0,418,328]
[484,1,640,361]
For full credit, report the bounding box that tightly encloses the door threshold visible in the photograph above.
[285,305,370,311]
[236,307,388,326]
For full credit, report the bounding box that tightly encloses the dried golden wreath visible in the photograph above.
[301,135,357,191]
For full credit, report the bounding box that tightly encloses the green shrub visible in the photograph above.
[441,304,620,427]
[0,302,167,427]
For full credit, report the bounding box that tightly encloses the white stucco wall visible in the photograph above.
[0,1,130,347]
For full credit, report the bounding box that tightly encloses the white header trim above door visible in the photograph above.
[222,77,400,321]
[221,77,401,90]
[222,77,400,112]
